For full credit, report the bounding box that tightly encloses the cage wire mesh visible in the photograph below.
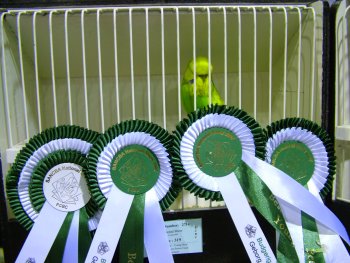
[335,1,350,203]
[0,3,325,212]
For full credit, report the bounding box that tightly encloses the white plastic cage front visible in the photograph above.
[0,2,325,214]
[335,0,350,203]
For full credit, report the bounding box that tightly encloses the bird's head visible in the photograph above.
[184,56,213,86]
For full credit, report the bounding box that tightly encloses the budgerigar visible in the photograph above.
[181,56,224,114]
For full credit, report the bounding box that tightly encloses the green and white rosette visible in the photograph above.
[173,105,283,262]
[6,125,100,263]
[265,118,350,263]
[85,120,180,263]
[172,105,350,263]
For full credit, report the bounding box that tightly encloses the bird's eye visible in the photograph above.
[189,79,194,84]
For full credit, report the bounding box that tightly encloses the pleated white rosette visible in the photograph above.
[180,113,256,192]
[96,132,172,201]
[265,122,350,263]
[85,120,179,263]
[18,138,94,223]
[174,110,277,262]
[6,126,101,263]
[266,127,329,196]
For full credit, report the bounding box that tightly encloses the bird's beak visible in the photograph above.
[198,74,208,83]
[188,74,208,85]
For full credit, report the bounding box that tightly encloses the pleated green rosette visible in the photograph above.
[85,120,180,263]
[265,118,350,262]
[172,105,295,262]
[6,125,100,263]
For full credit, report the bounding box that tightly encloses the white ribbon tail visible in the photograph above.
[62,210,80,263]
[84,186,134,263]
[318,228,350,262]
[216,173,277,263]
[243,153,350,244]
[15,202,68,263]
[144,189,174,263]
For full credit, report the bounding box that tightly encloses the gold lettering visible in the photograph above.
[273,215,282,225]
[128,253,137,263]
[272,215,292,242]
[269,194,282,210]
[284,228,292,241]
[128,253,137,259]
[128,187,141,193]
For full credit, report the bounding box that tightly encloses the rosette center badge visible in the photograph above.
[194,127,242,177]
[270,140,315,186]
[43,163,90,212]
[110,145,160,195]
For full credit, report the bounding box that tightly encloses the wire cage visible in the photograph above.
[1,0,343,262]
[0,2,325,210]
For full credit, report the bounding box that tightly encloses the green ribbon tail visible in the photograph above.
[302,212,326,263]
[277,235,299,263]
[45,212,74,263]
[235,162,299,261]
[277,213,326,263]
[78,208,92,263]
[276,213,326,263]
[120,194,145,263]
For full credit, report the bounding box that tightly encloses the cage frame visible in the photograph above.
[0,0,349,262]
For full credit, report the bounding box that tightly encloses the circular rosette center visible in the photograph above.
[193,127,242,177]
[43,163,91,212]
[271,140,315,186]
[110,145,160,195]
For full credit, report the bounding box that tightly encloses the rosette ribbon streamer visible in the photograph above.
[6,126,100,263]
[265,118,350,263]
[172,106,350,262]
[85,120,180,263]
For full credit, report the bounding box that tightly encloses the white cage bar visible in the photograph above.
[0,3,325,212]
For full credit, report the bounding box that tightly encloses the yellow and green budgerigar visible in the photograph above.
[181,56,224,114]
